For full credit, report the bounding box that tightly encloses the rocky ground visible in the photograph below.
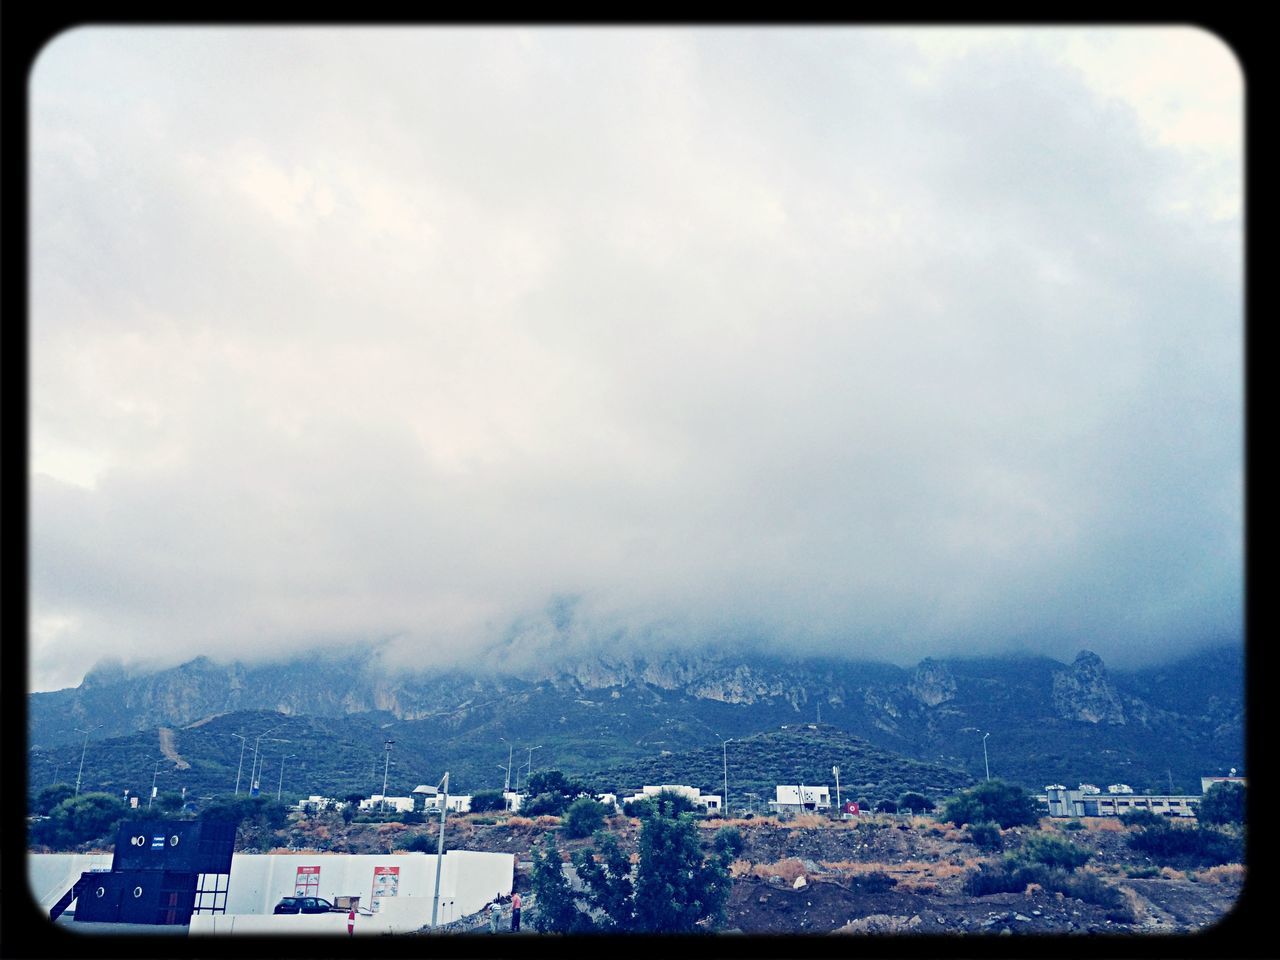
[284,811,1244,937]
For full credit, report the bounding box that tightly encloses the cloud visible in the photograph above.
[28,27,1242,690]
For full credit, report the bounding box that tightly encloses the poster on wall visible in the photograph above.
[370,866,400,913]
[295,865,321,897]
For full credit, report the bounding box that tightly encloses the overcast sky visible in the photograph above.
[29,26,1243,691]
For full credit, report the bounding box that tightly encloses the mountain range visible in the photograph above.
[27,644,1244,804]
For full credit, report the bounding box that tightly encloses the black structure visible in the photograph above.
[50,819,237,925]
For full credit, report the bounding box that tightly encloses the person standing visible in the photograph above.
[511,891,522,932]
[489,899,502,933]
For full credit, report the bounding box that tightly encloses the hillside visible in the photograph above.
[28,645,1245,799]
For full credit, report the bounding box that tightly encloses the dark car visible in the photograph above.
[274,896,337,914]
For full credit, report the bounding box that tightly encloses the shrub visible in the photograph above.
[898,792,933,814]
[469,790,506,814]
[1125,866,1160,879]
[1062,819,1085,832]
[712,825,745,859]
[563,797,607,839]
[966,822,1003,852]
[1019,834,1090,872]
[855,871,898,893]
[1127,822,1242,868]
[523,792,569,817]
[1198,782,1245,826]
[940,781,1040,829]
[1119,808,1165,829]
[874,799,899,814]
[396,832,435,853]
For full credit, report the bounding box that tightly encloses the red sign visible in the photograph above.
[843,801,860,816]
[295,865,321,897]
[370,866,400,913]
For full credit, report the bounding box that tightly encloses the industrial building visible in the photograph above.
[1043,783,1199,818]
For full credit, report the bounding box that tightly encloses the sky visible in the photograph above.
[28,26,1243,692]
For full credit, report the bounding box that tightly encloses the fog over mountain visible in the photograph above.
[29,27,1242,691]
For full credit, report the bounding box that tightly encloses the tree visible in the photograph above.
[31,792,127,848]
[469,790,506,814]
[529,834,591,932]
[712,825,745,859]
[631,813,731,932]
[874,799,898,814]
[898,792,933,814]
[624,789,698,820]
[940,780,1041,829]
[563,797,607,839]
[1019,834,1090,871]
[572,831,636,931]
[1198,782,1245,826]
[32,783,76,816]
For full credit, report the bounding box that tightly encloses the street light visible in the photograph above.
[250,724,288,796]
[499,737,512,792]
[431,771,450,928]
[715,734,733,816]
[982,733,991,781]
[73,724,102,796]
[277,754,297,802]
[147,757,165,810]
[380,740,396,812]
[526,744,543,782]
[232,733,248,796]
[251,737,290,797]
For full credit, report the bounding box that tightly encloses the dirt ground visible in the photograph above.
[291,812,1245,936]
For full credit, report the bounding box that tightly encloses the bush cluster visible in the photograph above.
[940,781,1040,829]
[966,822,1003,852]
[1126,822,1241,868]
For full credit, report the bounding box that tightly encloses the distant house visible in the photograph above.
[296,794,348,814]
[621,785,722,814]
[768,785,832,816]
[1044,784,1199,818]
[502,790,523,813]
[596,792,618,811]
[359,795,416,814]
[1201,776,1246,794]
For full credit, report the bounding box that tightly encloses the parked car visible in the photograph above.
[274,896,337,914]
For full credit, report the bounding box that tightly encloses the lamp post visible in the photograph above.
[148,758,164,810]
[251,738,289,797]
[250,725,287,796]
[277,754,297,802]
[232,733,248,795]
[380,740,396,812]
[982,733,991,781]
[526,745,543,782]
[715,734,732,816]
[430,771,450,928]
[499,737,512,792]
[74,724,102,796]
[833,765,842,816]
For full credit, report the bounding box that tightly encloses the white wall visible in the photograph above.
[28,850,513,926]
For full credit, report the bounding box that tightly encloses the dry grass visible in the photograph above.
[1118,886,1147,922]
[1159,866,1187,881]
[701,817,763,829]
[534,815,562,828]
[1081,817,1125,832]
[729,859,754,878]
[788,814,829,829]
[751,858,807,882]
[1199,864,1245,884]
[505,816,536,829]
[1024,882,1043,897]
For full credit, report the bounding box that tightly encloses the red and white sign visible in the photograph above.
[370,866,400,913]
[843,801,860,816]
[295,865,321,897]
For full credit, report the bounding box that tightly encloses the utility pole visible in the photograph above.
[74,725,102,796]
[232,733,248,796]
[250,725,287,796]
[148,758,164,810]
[982,733,991,781]
[381,740,395,812]
[278,754,297,802]
[431,772,449,928]
[526,745,543,784]
[833,765,842,816]
[499,737,512,792]
[716,734,732,816]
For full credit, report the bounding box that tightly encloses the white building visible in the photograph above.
[1201,775,1246,793]
[621,785,722,814]
[502,790,523,813]
[1044,784,1199,818]
[359,795,415,814]
[1106,784,1134,795]
[30,850,514,935]
[768,785,832,815]
[296,795,348,814]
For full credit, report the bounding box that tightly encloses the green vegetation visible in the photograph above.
[1198,781,1245,826]
[940,780,1041,829]
[712,825,745,859]
[29,793,131,849]
[898,791,932,814]
[966,821,1003,852]
[1019,833,1091,871]
[623,789,699,820]
[469,790,506,813]
[531,812,731,933]
[1126,821,1241,868]
[1119,808,1165,829]
[562,797,608,839]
